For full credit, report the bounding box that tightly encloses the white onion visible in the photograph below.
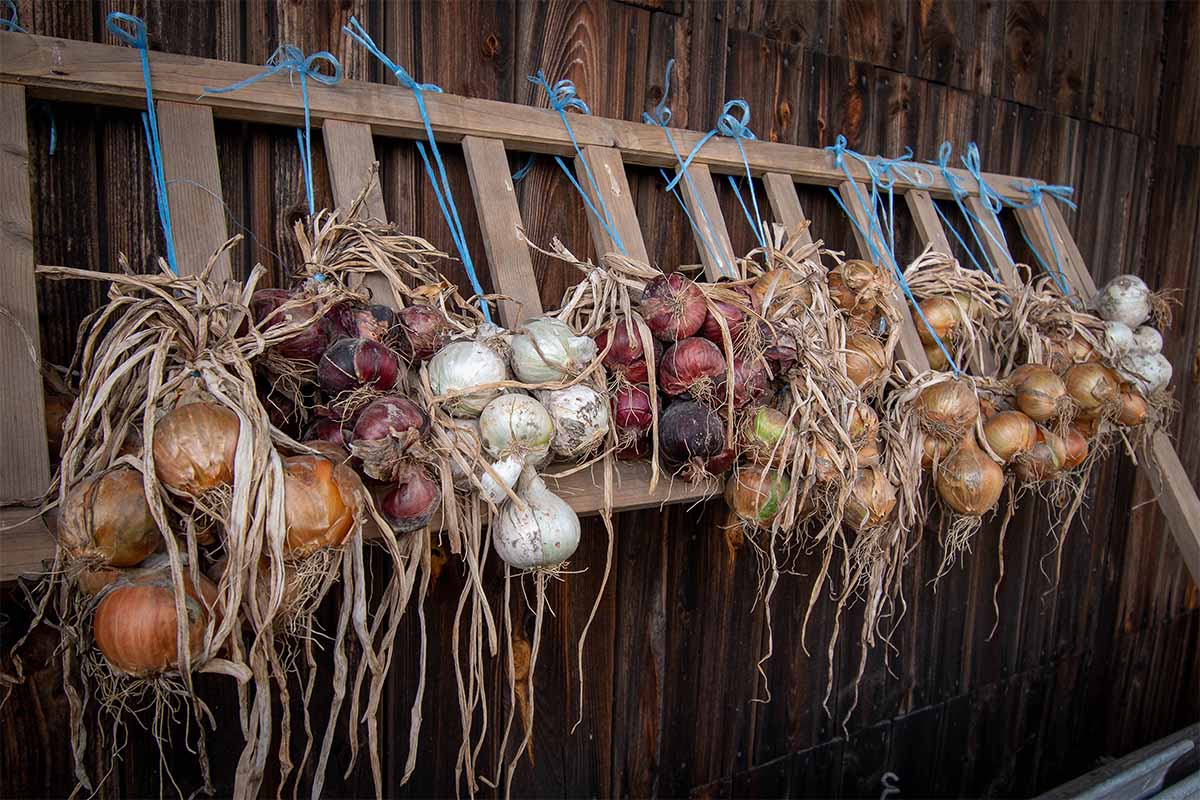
[537,385,609,459]
[509,317,598,384]
[479,393,553,466]
[479,453,524,504]
[493,467,581,569]
[1133,326,1163,354]
[1103,321,1136,356]
[1118,351,1173,396]
[1095,275,1152,328]
[428,340,510,418]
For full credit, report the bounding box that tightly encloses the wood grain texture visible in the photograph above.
[676,162,737,280]
[158,101,232,281]
[574,145,650,265]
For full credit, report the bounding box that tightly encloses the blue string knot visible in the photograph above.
[529,72,591,115]
[716,100,755,141]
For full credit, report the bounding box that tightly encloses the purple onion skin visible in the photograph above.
[303,417,349,448]
[350,395,430,445]
[659,400,725,464]
[251,289,329,362]
[318,338,401,395]
[395,306,450,363]
[382,468,441,533]
[330,304,397,344]
[721,357,772,410]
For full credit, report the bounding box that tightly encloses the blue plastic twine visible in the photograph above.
[343,18,492,322]
[2,0,26,32]
[526,71,627,258]
[825,135,961,375]
[203,44,340,218]
[1010,180,1076,297]
[106,13,177,274]
[510,154,536,183]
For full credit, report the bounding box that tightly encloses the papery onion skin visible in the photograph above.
[251,289,329,362]
[1063,427,1090,470]
[720,356,772,410]
[765,331,798,376]
[741,406,791,465]
[914,296,960,347]
[428,340,511,418]
[1064,363,1121,420]
[982,410,1038,464]
[1117,389,1148,427]
[59,468,159,567]
[844,466,898,533]
[394,305,450,362]
[382,465,442,533]
[829,260,889,323]
[811,435,845,484]
[510,317,598,384]
[659,400,725,465]
[493,469,581,569]
[725,465,791,525]
[304,417,350,450]
[922,434,957,469]
[936,442,1004,516]
[153,401,240,497]
[753,269,811,313]
[539,385,609,459]
[640,273,707,342]
[844,333,889,389]
[699,297,749,345]
[479,394,554,466]
[1013,366,1073,424]
[596,323,662,384]
[45,391,72,457]
[282,455,359,555]
[659,337,727,399]
[93,569,219,676]
[915,378,980,440]
[77,565,121,597]
[1013,428,1067,483]
[701,447,737,476]
[613,384,653,433]
[317,337,401,396]
[330,303,397,345]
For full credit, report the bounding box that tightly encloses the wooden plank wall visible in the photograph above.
[2,1,1197,797]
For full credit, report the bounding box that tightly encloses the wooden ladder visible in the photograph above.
[1,30,1196,585]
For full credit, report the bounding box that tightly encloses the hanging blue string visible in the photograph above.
[825,135,961,375]
[510,154,536,183]
[929,142,1006,284]
[1008,180,1076,297]
[106,13,177,274]
[642,60,734,275]
[526,71,628,258]
[2,0,25,31]
[202,44,340,217]
[342,18,491,322]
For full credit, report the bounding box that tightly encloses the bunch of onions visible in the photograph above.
[1117,388,1148,427]
[740,406,792,465]
[318,337,401,396]
[725,465,791,526]
[982,410,1039,464]
[92,565,220,676]
[828,260,890,321]
[349,395,431,480]
[935,439,1004,516]
[1013,427,1068,483]
[478,394,554,502]
[153,401,240,499]
[914,378,980,440]
[658,400,725,469]
[281,454,360,555]
[59,468,159,567]
[510,317,598,384]
[640,272,707,341]
[538,385,609,459]
[595,322,661,384]
[1064,363,1121,421]
[844,333,889,389]
[427,339,511,418]
[1011,366,1073,425]
[844,466,898,533]
[250,288,329,362]
[660,338,726,401]
[914,296,960,347]
[382,463,442,533]
[493,468,581,569]
[329,303,397,344]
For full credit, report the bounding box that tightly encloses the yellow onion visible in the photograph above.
[844,334,889,389]
[828,260,889,320]
[1006,363,1044,387]
[915,378,980,439]
[1013,428,1068,483]
[725,466,791,526]
[922,434,957,469]
[282,455,361,556]
[92,567,220,676]
[979,396,998,419]
[45,391,73,457]
[844,466,897,532]
[1013,366,1072,424]
[982,410,1038,464]
[77,566,121,597]
[1117,388,1148,427]
[59,468,159,567]
[913,296,960,347]
[1075,415,1100,438]
[855,436,881,467]
[810,435,844,485]
[740,406,793,465]
[1064,363,1121,420]
[1063,426,1090,470]
[753,268,811,311]
[924,341,951,371]
[1048,334,1098,369]
[153,402,240,497]
[935,439,1004,516]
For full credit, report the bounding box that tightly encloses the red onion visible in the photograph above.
[640,273,707,342]
[351,395,430,481]
[720,356,772,410]
[699,297,749,345]
[659,400,725,465]
[330,303,397,344]
[703,447,737,475]
[250,288,329,362]
[381,465,441,533]
[765,330,797,375]
[595,323,663,384]
[318,337,401,395]
[613,384,654,433]
[616,434,648,461]
[304,416,349,449]
[394,305,450,362]
[659,337,727,401]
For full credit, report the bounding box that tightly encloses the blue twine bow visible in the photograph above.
[2,0,25,32]
[343,17,492,322]
[203,44,340,218]
[715,100,768,249]
[106,12,177,274]
[526,71,628,258]
[826,135,961,375]
[931,141,1008,285]
[1011,180,1076,296]
[642,60,735,275]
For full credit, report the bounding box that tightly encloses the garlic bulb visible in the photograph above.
[479,453,524,504]
[510,317,598,384]
[493,467,581,569]
[428,340,510,418]
[1133,326,1163,354]
[537,385,609,459]
[1095,275,1152,328]
[1117,351,1173,396]
[1103,321,1136,356]
[479,393,554,466]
